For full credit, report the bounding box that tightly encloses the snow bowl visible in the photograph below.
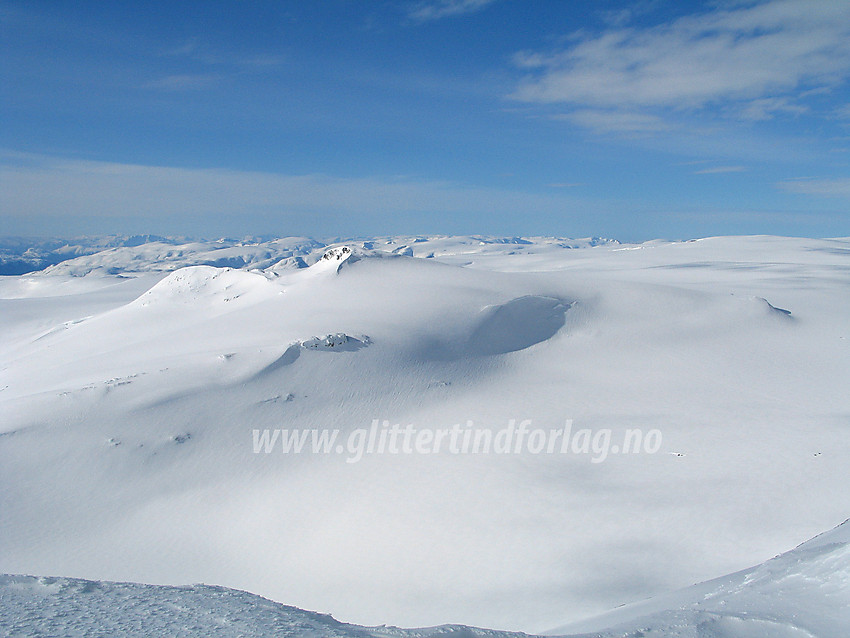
[465,295,571,356]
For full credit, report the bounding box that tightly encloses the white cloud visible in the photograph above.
[409,0,497,22]
[511,0,850,116]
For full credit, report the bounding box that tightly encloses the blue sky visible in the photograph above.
[2,0,849,240]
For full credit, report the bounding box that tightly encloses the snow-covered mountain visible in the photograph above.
[0,235,179,275]
[1,235,848,634]
[0,234,619,276]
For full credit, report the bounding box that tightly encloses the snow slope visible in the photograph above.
[548,517,850,637]
[2,517,848,637]
[1,235,848,633]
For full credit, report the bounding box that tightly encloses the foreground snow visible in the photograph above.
[1,235,849,632]
[3,518,848,637]
[550,517,850,637]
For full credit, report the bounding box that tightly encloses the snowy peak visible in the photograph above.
[310,245,360,273]
[308,245,404,274]
[321,246,355,263]
[131,265,280,308]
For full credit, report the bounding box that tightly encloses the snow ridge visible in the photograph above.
[2,518,848,637]
[0,575,529,638]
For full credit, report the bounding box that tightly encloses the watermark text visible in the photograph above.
[252,420,662,464]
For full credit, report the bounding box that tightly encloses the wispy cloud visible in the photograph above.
[161,39,201,58]
[558,109,672,134]
[143,73,222,91]
[511,1,850,129]
[778,177,850,197]
[735,97,807,121]
[693,166,748,175]
[142,45,284,92]
[236,54,286,69]
[409,0,497,22]
[154,35,287,88]
[0,152,588,223]
[161,38,285,69]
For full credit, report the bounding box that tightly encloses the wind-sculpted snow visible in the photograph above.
[1,235,849,633]
[748,295,793,318]
[465,296,570,356]
[258,334,372,375]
